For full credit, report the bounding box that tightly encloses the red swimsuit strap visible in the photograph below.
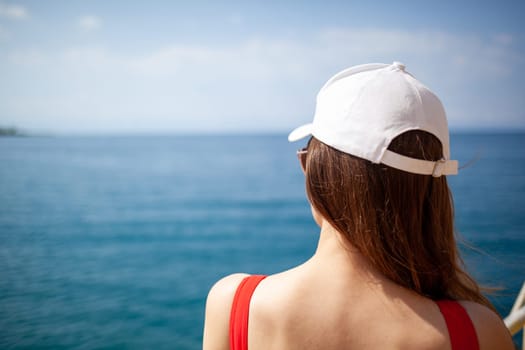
[229,275,267,350]
[436,300,479,350]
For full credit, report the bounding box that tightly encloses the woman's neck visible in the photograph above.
[310,219,385,284]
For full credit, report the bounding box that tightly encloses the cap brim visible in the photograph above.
[288,123,313,142]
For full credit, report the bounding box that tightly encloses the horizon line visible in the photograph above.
[2,127,525,138]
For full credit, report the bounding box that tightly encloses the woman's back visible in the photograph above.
[205,231,512,349]
[247,263,451,349]
[249,228,445,349]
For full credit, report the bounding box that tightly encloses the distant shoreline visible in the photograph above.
[0,127,25,137]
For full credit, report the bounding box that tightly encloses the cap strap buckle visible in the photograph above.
[432,159,447,178]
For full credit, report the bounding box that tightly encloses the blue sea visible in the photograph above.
[1,133,524,349]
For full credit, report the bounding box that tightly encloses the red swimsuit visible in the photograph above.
[230,275,479,350]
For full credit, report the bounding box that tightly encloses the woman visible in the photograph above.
[203,62,514,349]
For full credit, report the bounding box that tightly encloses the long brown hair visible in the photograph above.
[305,130,494,309]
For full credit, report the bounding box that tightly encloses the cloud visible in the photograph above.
[78,15,102,31]
[7,49,47,65]
[314,29,521,77]
[123,29,521,84]
[0,2,28,19]
[492,33,513,46]
[1,28,523,133]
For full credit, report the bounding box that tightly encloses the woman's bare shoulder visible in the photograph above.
[458,300,515,350]
[202,273,249,350]
[207,273,250,305]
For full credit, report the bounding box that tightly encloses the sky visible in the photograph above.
[0,0,524,134]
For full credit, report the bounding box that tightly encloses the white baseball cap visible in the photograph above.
[288,62,458,177]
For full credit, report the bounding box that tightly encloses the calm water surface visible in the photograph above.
[0,133,524,349]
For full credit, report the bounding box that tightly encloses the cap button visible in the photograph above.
[392,61,406,71]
